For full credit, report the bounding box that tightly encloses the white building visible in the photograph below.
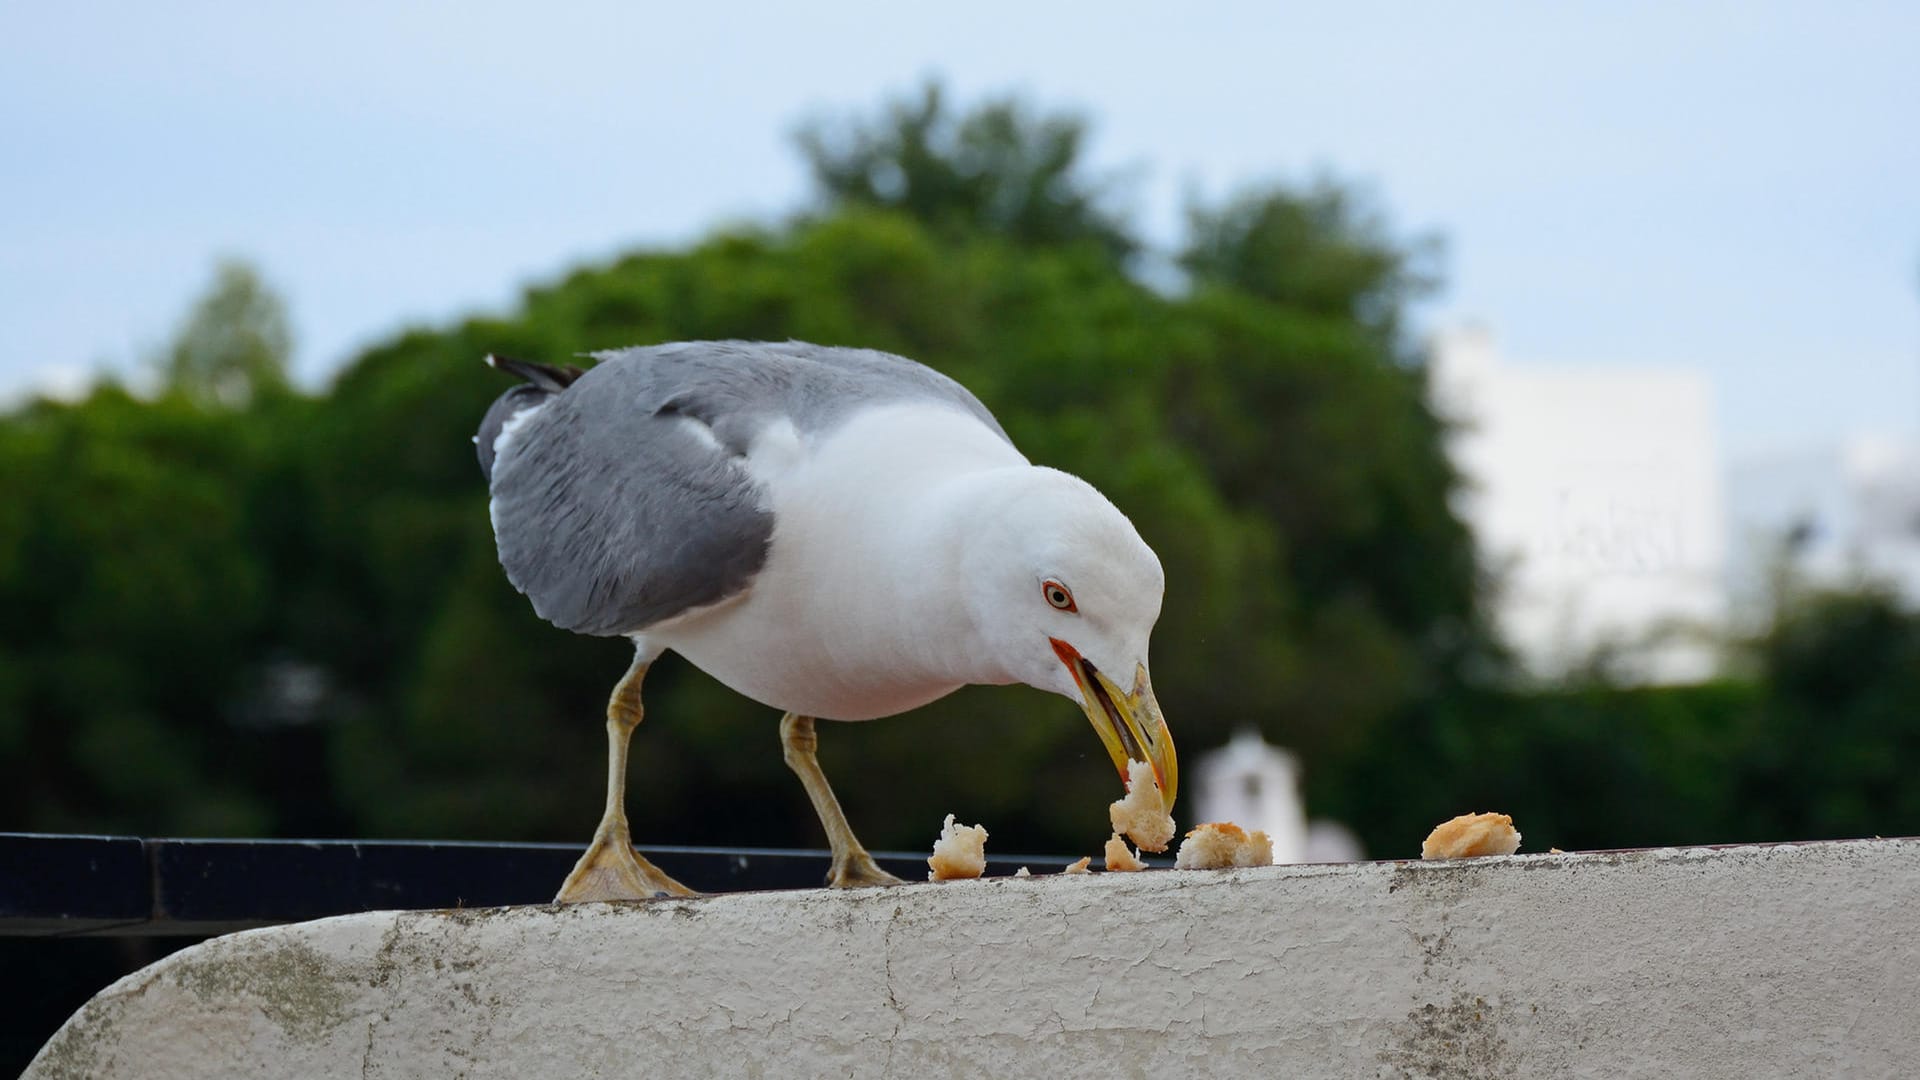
[1429,327,1727,683]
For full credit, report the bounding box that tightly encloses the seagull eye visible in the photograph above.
[1042,580,1077,612]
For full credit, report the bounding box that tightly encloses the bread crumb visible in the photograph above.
[1108,759,1176,852]
[1013,866,1031,878]
[1062,856,1092,875]
[1421,812,1521,859]
[1174,822,1274,869]
[1103,833,1149,872]
[1548,847,1564,855]
[926,813,989,880]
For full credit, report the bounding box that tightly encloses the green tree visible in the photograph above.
[159,260,293,407]
[0,388,273,833]
[1165,179,1481,760]
[1738,587,1920,839]
[1182,181,1441,349]
[797,82,1137,265]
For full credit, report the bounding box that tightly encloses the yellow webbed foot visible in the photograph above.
[556,832,700,902]
[828,849,904,888]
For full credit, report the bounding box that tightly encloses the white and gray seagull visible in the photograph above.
[477,341,1177,901]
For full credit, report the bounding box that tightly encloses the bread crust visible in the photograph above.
[1420,812,1521,859]
[1108,759,1176,853]
[926,813,989,880]
[1103,833,1149,871]
[1174,821,1275,869]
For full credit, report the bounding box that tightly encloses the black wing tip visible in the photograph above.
[484,354,587,392]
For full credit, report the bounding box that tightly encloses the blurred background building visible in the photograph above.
[1431,326,1726,684]
[1433,324,1920,686]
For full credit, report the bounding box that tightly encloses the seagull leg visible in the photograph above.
[780,713,904,888]
[555,654,699,902]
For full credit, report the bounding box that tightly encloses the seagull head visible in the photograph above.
[959,466,1177,810]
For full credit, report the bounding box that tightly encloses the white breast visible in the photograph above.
[647,402,1028,720]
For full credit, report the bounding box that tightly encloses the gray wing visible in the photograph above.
[485,340,1010,637]
[590,340,1012,450]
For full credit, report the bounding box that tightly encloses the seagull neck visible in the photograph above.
[896,465,1039,687]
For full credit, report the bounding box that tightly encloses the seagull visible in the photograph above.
[476,341,1176,901]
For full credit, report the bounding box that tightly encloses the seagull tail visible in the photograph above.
[476,355,585,483]
[485,354,587,393]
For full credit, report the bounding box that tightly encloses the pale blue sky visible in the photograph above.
[3,1,1916,455]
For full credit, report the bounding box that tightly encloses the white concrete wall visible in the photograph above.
[30,839,1920,1078]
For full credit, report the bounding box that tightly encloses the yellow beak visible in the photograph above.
[1051,638,1178,810]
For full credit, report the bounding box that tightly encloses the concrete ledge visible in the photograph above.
[29,839,1920,1078]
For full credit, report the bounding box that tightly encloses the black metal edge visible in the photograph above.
[0,834,149,927]
[1,835,1090,937]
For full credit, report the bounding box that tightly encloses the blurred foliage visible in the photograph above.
[0,384,279,834]
[157,260,293,408]
[1741,587,1920,837]
[1314,585,1920,854]
[1183,181,1442,350]
[796,81,1137,267]
[3,85,1918,861]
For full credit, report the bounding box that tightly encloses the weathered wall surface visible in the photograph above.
[28,839,1920,1078]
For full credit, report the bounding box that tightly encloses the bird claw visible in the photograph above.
[828,851,905,888]
[556,837,701,902]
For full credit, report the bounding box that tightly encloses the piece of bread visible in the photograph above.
[1103,833,1149,872]
[1108,759,1176,853]
[1420,812,1521,859]
[926,813,989,880]
[1062,856,1092,875]
[1174,821,1275,870]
